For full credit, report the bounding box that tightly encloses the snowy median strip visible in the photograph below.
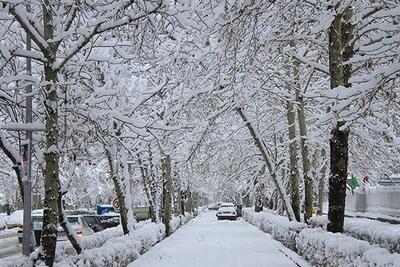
[297,228,400,267]
[243,209,400,266]
[243,208,306,251]
[2,213,194,267]
[310,215,400,254]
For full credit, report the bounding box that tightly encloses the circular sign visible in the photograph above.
[112,197,120,211]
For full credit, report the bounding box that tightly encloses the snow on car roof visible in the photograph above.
[219,206,236,211]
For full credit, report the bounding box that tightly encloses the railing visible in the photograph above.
[346,186,400,218]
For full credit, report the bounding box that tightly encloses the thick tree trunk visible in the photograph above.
[294,58,313,222]
[327,6,353,233]
[39,3,60,262]
[286,84,301,221]
[162,154,172,236]
[236,108,295,220]
[185,188,194,213]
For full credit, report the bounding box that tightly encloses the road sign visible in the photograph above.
[112,197,120,211]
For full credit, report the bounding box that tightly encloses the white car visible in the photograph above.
[216,203,237,220]
[67,215,103,236]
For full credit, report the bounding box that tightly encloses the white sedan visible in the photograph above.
[216,203,237,220]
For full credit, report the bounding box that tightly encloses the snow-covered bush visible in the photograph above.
[344,218,400,254]
[170,212,193,233]
[55,219,151,260]
[296,228,400,267]
[310,215,400,254]
[243,208,306,251]
[55,222,165,267]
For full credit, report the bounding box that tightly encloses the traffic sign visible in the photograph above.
[112,197,120,211]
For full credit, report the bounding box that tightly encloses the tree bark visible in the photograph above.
[285,79,301,221]
[0,134,24,202]
[39,2,60,264]
[236,108,295,220]
[162,154,172,236]
[105,148,129,235]
[293,58,313,222]
[317,149,327,215]
[179,190,185,216]
[327,5,353,233]
[57,187,82,254]
[254,165,266,212]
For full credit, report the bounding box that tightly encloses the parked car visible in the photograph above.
[99,212,120,229]
[208,203,219,210]
[67,215,104,236]
[96,204,116,216]
[216,203,237,220]
[5,210,23,229]
[29,209,65,245]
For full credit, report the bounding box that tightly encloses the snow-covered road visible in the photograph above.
[129,211,310,267]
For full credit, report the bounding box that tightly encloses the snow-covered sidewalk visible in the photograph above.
[128,211,310,267]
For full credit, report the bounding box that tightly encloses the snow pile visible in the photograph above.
[170,212,193,233]
[55,222,165,267]
[296,228,400,267]
[5,210,23,226]
[243,208,306,251]
[310,215,400,254]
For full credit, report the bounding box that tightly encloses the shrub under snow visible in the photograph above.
[54,222,165,267]
[310,215,400,254]
[170,212,193,233]
[296,228,400,267]
[243,208,306,251]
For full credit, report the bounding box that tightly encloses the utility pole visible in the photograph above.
[22,2,33,256]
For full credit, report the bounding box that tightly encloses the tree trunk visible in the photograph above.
[294,58,313,222]
[254,165,266,212]
[138,156,156,222]
[318,149,327,215]
[179,190,185,216]
[236,108,295,220]
[327,5,353,233]
[286,80,301,221]
[0,134,24,202]
[185,188,194,213]
[162,154,172,236]
[105,148,129,235]
[57,187,82,254]
[39,2,60,263]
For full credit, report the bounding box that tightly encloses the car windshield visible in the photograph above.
[221,203,234,207]
[67,217,79,225]
[83,216,100,226]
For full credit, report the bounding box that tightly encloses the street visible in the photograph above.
[128,211,310,267]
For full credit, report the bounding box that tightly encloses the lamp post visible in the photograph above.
[3,123,45,256]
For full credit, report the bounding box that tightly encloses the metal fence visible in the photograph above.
[346,186,400,217]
